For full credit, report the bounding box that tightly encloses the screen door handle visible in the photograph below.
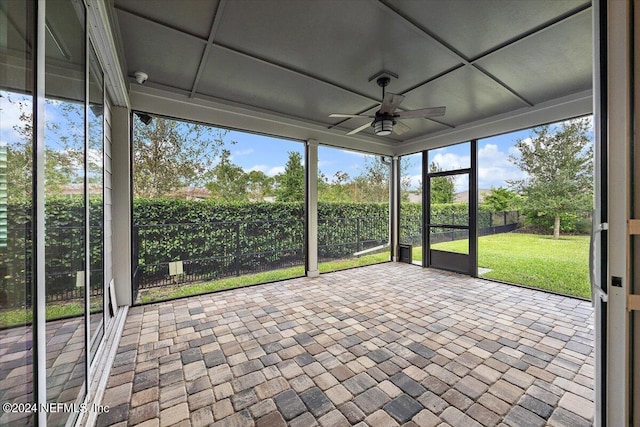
[590,212,608,306]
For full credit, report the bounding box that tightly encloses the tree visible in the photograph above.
[318,170,351,202]
[353,156,390,203]
[508,118,593,239]
[246,170,274,201]
[133,115,229,198]
[428,162,455,204]
[276,151,305,202]
[206,149,248,202]
[484,187,518,212]
[3,95,78,201]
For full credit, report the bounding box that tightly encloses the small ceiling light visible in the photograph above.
[374,119,393,136]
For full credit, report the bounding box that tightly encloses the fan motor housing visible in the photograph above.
[376,76,391,88]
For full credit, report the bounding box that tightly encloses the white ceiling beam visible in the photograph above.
[129,84,396,156]
[394,89,593,156]
[189,0,227,98]
[87,0,129,107]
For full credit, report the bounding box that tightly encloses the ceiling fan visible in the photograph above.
[330,76,446,136]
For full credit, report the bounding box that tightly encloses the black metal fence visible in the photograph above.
[133,218,306,290]
[2,210,521,307]
[1,225,104,309]
[400,210,521,246]
[317,215,388,263]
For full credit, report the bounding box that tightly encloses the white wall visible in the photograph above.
[111,106,132,306]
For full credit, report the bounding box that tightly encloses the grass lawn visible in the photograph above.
[3,233,587,326]
[0,301,100,328]
[139,252,390,303]
[138,266,306,303]
[319,252,389,273]
[427,232,590,298]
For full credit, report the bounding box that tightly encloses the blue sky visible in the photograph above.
[225,131,379,182]
[224,128,535,192]
[2,89,591,194]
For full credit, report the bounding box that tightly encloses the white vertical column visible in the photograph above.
[306,139,319,277]
[111,107,132,305]
[391,156,400,261]
[605,0,632,425]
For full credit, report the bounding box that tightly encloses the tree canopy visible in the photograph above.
[484,187,519,212]
[205,149,249,202]
[508,118,593,238]
[428,162,456,204]
[3,95,80,201]
[275,151,305,202]
[133,115,229,198]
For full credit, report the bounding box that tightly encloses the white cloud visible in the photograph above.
[267,166,285,176]
[430,152,470,171]
[477,143,526,189]
[407,173,422,189]
[318,160,334,168]
[417,144,527,192]
[248,164,268,173]
[0,92,31,144]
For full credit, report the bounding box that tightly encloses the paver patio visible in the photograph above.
[97,263,595,427]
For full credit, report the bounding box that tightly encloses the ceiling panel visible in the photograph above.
[113,0,219,39]
[474,11,592,105]
[214,0,462,98]
[116,11,204,91]
[198,46,375,124]
[387,0,590,59]
[404,66,527,126]
[113,0,593,153]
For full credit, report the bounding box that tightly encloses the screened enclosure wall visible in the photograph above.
[131,115,306,303]
[317,146,390,273]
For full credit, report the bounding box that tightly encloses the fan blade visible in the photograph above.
[393,121,411,135]
[346,121,372,135]
[329,113,375,118]
[395,106,446,119]
[379,92,405,114]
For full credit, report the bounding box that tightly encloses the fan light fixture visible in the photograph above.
[374,119,393,136]
[329,73,446,137]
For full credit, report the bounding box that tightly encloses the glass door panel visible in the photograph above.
[0,1,35,425]
[45,1,87,425]
[425,141,477,275]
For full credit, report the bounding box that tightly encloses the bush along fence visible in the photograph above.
[1,197,104,310]
[1,197,521,308]
[132,200,391,293]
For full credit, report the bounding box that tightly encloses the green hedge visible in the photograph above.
[2,198,517,307]
[2,196,103,308]
[133,199,305,283]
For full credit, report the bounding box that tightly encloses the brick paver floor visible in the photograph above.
[97,263,595,427]
[0,314,102,426]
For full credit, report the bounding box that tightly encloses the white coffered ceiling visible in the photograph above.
[111,0,593,155]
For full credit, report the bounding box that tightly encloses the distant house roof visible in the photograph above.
[169,187,211,200]
[454,189,491,203]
